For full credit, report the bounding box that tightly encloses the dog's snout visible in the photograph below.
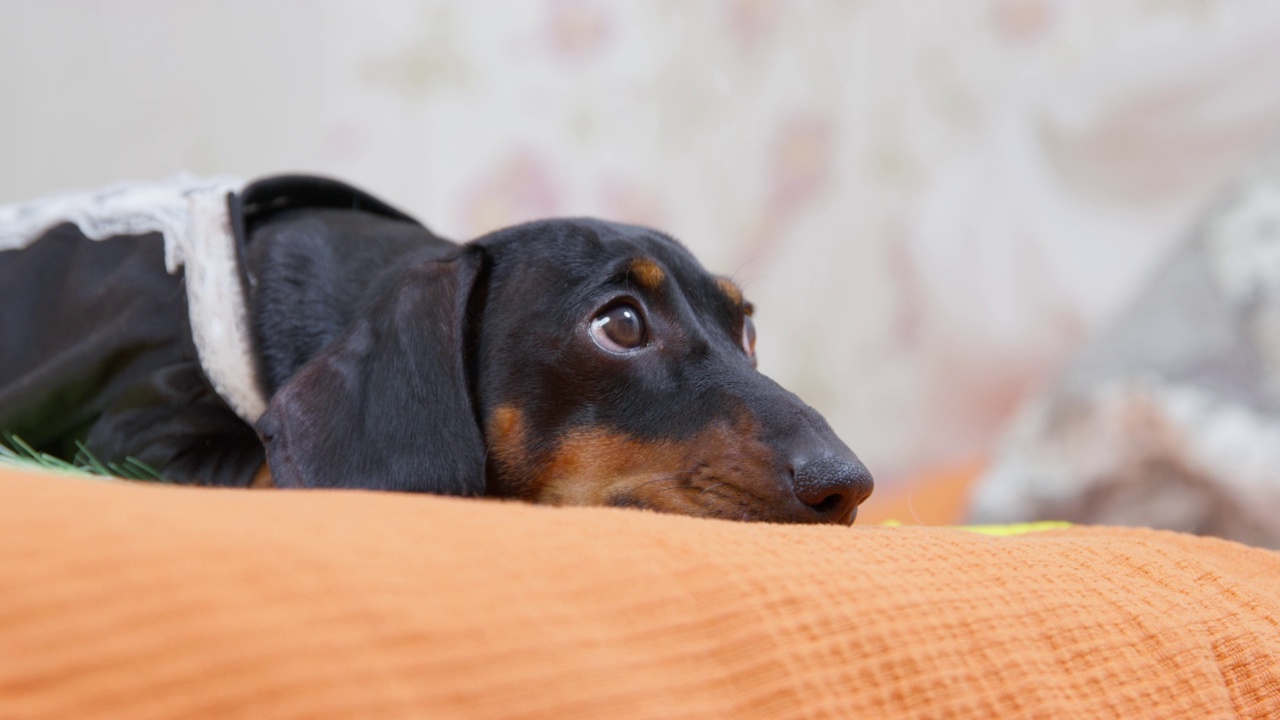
[792,457,874,522]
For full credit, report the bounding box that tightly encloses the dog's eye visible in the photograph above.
[591,303,646,353]
[741,315,757,364]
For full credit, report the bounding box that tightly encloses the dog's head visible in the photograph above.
[259,218,872,524]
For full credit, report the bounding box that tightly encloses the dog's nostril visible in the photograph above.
[808,493,845,515]
[792,457,874,517]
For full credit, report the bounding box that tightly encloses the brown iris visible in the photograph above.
[590,303,646,353]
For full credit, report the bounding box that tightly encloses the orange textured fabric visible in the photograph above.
[1,466,1278,719]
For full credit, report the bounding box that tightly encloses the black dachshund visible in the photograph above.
[0,175,872,524]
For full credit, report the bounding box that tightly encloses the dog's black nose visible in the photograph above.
[792,457,874,522]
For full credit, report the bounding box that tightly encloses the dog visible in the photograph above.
[0,174,872,524]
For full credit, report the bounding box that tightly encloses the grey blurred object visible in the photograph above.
[970,140,1280,549]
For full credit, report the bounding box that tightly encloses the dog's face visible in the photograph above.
[470,220,871,524]
[259,218,871,524]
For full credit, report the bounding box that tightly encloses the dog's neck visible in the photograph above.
[243,208,455,397]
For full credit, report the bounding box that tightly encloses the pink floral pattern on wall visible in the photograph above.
[546,0,612,61]
[461,152,562,238]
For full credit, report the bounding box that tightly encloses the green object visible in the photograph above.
[0,434,167,482]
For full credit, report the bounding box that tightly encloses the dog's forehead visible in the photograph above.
[485,218,740,304]
[593,224,748,313]
[561,219,700,271]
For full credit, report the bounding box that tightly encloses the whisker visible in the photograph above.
[627,475,686,495]
[697,481,727,498]
[701,485,751,510]
[626,461,709,496]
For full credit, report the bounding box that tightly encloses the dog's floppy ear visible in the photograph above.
[256,250,487,494]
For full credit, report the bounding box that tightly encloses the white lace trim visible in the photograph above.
[0,174,269,424]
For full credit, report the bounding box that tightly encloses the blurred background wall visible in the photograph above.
[4,0,1280,490]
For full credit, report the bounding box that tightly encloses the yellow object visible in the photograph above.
[878,519,1074,536]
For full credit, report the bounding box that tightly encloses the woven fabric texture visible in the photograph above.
[1,467,1278,719]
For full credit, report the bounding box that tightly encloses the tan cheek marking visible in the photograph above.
[251,463,275,489]
[528,412,781,515]
[628,257,666,290]
[529,429,693,506]
[716,278,743,306]
[486,405,535,496]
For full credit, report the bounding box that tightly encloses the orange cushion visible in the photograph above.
[1,466,1278,718]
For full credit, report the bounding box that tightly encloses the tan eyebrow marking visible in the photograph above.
[628,257,666,290]
[715,277,744,306]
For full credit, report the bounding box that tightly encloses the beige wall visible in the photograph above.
[5,0,1280,485]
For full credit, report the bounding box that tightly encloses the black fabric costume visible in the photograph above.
[0,176,427,486]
